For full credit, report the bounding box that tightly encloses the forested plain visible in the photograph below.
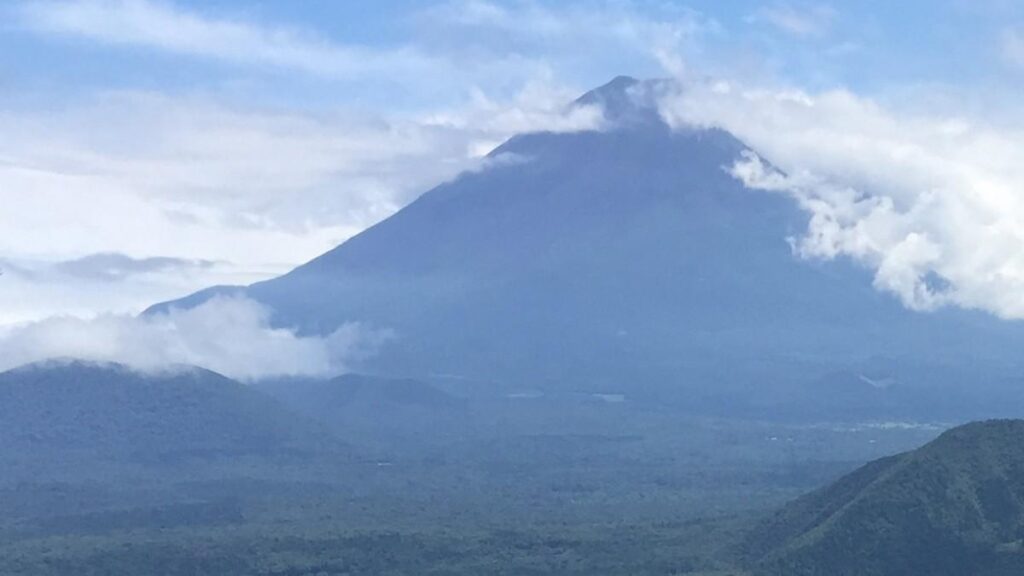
[0,364,942,575]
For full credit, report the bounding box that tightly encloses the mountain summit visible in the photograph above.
[573,75,666,127]
[150,78,1024,415]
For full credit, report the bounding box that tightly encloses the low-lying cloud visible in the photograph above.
[0,296,389,381]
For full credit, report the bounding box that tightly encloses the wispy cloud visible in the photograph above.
[16,0,707,86]
[751,3,837,38]
[52,253,217,281]
[18,0,439,78]
[415,0,715,78]
[1001,27,1024,68]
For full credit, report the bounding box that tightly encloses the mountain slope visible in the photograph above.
[747,420,1024,575]
[149,77,1024,414]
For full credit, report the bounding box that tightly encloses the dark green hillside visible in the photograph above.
[747,419,1024,576]
[0,361,342,475]
[256,374,468,444]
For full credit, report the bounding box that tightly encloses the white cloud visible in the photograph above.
[660,79,1024,318]
[751,3,837,38]
[17,0,708,89]
[424,77,605,137]
[0,296,388,380]
[415,0,713,78]
[18,0,440,78]
[1001,27,1024,68]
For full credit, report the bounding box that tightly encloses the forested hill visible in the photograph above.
[748,419,1024,576]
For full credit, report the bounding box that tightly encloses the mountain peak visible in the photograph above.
[590,75,641,93]
[574,75,666,127]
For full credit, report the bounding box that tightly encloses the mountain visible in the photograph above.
[257,373,466,441]
[746,420,1024,575]
[148,77,1024,417]
[0,360,341,477]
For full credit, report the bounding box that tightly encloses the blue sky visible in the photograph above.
[4,1,1023,110]
[4,0,1024,325]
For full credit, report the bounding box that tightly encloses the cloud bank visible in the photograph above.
[0,296,387,381]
